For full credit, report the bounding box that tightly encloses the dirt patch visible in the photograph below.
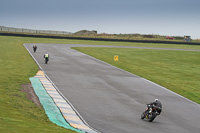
[21,83,42,108]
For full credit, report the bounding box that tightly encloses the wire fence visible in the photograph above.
[0,26,72,35]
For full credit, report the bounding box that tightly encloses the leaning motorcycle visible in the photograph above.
[141,105,161,122]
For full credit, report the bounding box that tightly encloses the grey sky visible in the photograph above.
[0,0,200,39]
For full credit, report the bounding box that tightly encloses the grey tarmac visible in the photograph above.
[25,43,200,133]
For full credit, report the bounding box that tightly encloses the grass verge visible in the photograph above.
[0,36,77,133]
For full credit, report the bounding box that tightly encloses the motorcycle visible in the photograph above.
[44,57,49,64]
[33,45,37,52]
[33,47,37,52]
[141,104,161,122]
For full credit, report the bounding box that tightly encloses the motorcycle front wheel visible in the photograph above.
[148,113,157,122]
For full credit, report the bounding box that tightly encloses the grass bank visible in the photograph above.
[0,35,200,132]
[72,47,200,104]
[0,36,77,133]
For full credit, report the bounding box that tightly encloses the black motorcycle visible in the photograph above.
[44,57,49,64]
[33,45,37,52]
[33,47,37,52]
[141,105,161,122]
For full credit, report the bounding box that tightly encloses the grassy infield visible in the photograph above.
[0,35,200,132]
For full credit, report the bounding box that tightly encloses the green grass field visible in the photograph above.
[0,35,200,132]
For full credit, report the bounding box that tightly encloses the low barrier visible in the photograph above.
[0,32,200,45]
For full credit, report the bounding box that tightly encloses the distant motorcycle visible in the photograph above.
[141,104,161,122]
[44,57,49,64]
[33,45,37,52]
[44,53,49,64]
[33,47,37,52]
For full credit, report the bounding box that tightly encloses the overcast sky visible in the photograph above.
[0,0,200,39]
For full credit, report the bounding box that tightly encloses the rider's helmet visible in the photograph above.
[154,99,158,102]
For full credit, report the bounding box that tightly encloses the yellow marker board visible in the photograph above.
[114,55,118,61]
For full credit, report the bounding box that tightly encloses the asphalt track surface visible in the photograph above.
[25,43,200,133]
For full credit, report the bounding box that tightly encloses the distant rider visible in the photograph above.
[33,45,37,52]
[44,52,49,62]
[146,99,162,115]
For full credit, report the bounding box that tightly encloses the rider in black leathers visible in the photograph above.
[33,45,37,52]
[146,99,162,115]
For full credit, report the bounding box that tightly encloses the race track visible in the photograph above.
[25,43,200,133]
